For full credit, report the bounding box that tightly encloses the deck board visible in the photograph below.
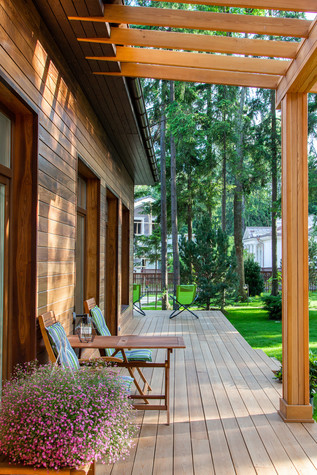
[96,310,317,475]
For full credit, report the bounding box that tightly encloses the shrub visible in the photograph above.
[274,351,317,399]
[244,257,264,296]
[261,293,282,320]
[0,363,136,470]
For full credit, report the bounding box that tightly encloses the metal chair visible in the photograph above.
[169,284,199,319]
[133,283,146,315]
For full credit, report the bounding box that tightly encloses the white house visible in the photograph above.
[134,196,158,272]
[243,217,315,269]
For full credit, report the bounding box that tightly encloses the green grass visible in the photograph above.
[224,292,317,361]
[224,307,283,360]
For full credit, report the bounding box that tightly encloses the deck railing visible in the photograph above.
[133,272,174,305]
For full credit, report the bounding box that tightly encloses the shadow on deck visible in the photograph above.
[97,310,317,475]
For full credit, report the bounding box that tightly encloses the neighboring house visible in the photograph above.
[134,196,159,272]
[134,196,157,237]
[243,224,282,270]
[0,0,157,382]
[243,217,315,269]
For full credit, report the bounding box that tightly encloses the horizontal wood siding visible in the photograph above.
[0,0,134,358]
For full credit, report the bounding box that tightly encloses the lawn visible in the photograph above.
[224,292,317,361]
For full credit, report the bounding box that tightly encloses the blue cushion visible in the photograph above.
[90,306,152,362]
[125,349,152,362]
[119,375,134,392]
[46,322,80,370]
[90,306,113,357]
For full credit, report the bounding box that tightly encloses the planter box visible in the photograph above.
[0,457,95,475]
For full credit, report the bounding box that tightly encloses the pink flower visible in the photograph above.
[0,363,137,470]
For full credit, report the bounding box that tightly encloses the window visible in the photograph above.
[134,220,142,235]
[0,110,10,389]
[106,190,118,335]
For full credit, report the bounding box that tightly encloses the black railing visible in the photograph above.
[133,272,174,305]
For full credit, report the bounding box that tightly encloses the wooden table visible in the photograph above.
[68,335,186,424]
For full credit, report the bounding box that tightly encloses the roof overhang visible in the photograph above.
[67,1,317,109]
[34,0,158,185]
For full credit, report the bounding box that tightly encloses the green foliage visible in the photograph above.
[244,257,264,297]
[261,293,282,320]
[180,215,237,310]
[309,235,317,288]
[273,351,317,399]
[134,228,162,270]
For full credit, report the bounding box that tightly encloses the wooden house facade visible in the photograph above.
[0,0,157,383]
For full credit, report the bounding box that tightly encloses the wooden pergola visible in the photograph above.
[69,1,317,423]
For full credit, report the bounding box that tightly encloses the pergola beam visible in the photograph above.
[69,5,311,38]
[276,19,317,106]
[149,0,317,11]
[78,28,300,59]
[94,63,280,89]
[87,47,290,75]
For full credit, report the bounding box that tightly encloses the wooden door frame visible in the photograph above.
[106,188,119,336]
[0,78,38,375]
[76,159,100,310]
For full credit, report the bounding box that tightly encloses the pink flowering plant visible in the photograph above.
[0,362,137,470]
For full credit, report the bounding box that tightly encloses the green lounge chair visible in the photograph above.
[169,284,199,319]
[133,283,146,316]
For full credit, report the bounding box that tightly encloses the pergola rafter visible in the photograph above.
[94,63,281,88]
[70,5,311,37]
[145,0,317,12]
[78,28,300,59]
[69,4,317,423]
[87,47,290,75]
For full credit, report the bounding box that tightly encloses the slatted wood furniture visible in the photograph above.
[38,311,123,368]
[84,298,152,404]
[68,333,186,425]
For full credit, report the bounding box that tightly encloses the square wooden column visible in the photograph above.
[279,92,313,423]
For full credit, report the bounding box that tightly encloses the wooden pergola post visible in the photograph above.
[279,92,313,423]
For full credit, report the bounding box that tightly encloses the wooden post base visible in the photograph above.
[279,398,313,423]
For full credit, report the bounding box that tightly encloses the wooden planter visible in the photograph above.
[0,457,95,475]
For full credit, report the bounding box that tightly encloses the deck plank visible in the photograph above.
[96,310,317,475]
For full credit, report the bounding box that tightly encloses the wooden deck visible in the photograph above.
[96,310,317,475]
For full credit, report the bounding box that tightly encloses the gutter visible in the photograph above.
[127,78,159,183]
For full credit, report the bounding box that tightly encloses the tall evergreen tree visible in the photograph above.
[169,81,180,297]
[160,81,169,309]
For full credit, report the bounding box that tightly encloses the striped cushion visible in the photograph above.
[46,322,80,370]
[90,306,152,362]
[125,349,152,362]
[90,306,113,357]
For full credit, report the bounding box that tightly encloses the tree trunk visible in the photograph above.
[170,81,180,300]
[222,126,227,233]
[160,83,169,310]
[270,89,279,296]
[234,87,247,301]
[221,86,227,233]
[187,174,193,241]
